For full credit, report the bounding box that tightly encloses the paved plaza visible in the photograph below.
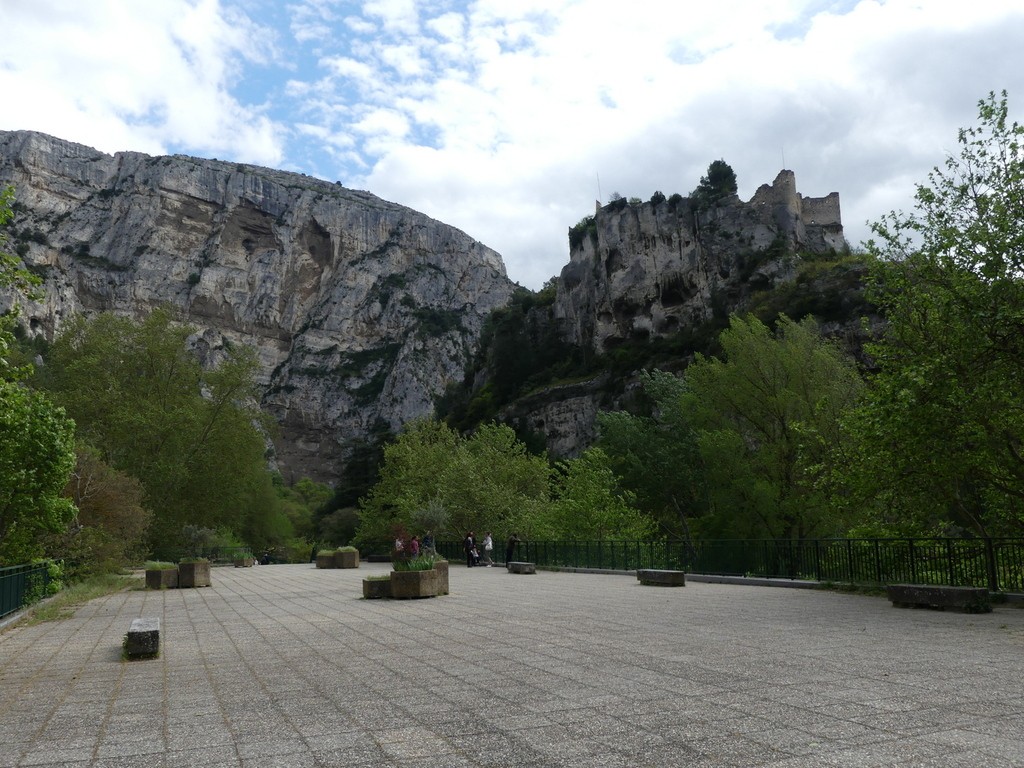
[1,562,1023,767]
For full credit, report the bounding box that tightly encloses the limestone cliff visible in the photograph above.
[0,130,516,483]
[555,171,845,352]
[477,172,858,458]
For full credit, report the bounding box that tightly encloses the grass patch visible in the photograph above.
[20,573,142,626]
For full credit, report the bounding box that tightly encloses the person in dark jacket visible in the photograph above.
[464,531,476,568]
[505,533,520,564]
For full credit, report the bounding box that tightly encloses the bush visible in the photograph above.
[144,561,177,570]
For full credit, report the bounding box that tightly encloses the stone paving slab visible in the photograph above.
[2,563,1024,767]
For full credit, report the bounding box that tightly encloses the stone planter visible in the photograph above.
[334,550,360,569]
[233,557,255,568]
[145,568,178,590]
[178,561,211,588]
[434,560,449,595]
[315,553,336,569]
[390,569,440,599]
[362,578,391,599]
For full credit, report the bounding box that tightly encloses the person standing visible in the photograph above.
[505,532,520,565]
[464,531,476,568]
[481,532,494,566]
[410,535,420,557]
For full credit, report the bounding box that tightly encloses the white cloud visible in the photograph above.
[0,0,284,164]
[4,0,1024,289]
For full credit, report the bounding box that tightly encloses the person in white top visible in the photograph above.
[481,532,494,566]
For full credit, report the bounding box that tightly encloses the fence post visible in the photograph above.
[985,537,999,592]
[874,539,882,584]
[946,539,955,585]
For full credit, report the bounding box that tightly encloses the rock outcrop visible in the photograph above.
[555,171,845,352]
[0,130,516,483]
[482,171,854,458]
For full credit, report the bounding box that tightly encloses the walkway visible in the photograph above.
[1,563,1023,767]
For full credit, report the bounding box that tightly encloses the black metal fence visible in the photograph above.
[439,537,1024,592]
[0,562,52,620]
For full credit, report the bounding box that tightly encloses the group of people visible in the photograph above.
[463,531,521,568]
[462,531,492,567]
[393,532,435,558]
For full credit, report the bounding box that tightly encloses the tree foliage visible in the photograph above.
[355,420,549,550]
[602,316,862,541]
[35,308,288,556]
[0,380,77,563]
[691,160,738,209]
[834,91,1024,535]
[597,370,708,539]
[355,420,652,551]
[546,448,653,540]
[684,314,862,539]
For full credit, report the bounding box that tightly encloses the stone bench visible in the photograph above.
[636,569,687,587]
[507,561,536,574]
[886,584,991,613]
[125,617,160,659]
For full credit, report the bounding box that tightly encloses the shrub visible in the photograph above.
[144,561,177,570]
[392,554,438,572]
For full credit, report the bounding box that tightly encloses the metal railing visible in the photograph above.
[0,562,52,619]
[439,537,1024,592]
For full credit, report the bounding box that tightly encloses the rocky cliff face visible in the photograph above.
[487,171,854,458]
[555,171,845,352]
[0,130,516,483]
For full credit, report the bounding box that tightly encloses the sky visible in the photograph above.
[3,1,1024,290]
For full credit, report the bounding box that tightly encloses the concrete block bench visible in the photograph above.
[637,569,687,587]
[125,618,161,659]
[507,561,536,574]
[886,584,991,613]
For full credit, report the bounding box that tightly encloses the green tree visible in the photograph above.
[545,448,654,540]
[0,381,77,563]
[835,91,1024,535]
[354,420,551,551]
[36,308,286,556]
[598,370,708,539]
[684,314,863,539]
[353,419,462,550]
[691,159,738,209]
